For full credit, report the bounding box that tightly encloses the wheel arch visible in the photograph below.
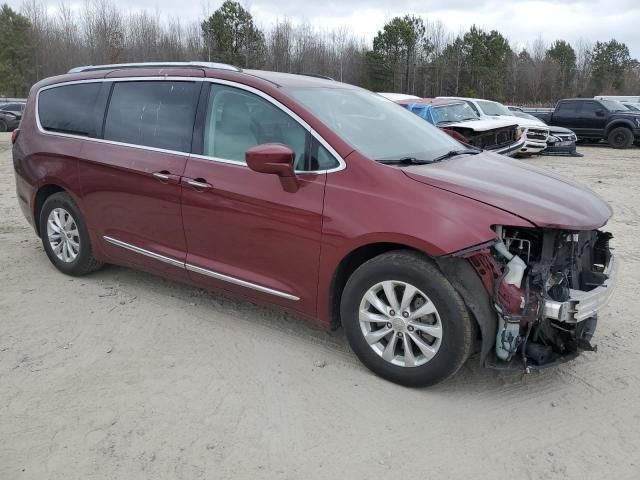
[328,242,430,330]
[33,184,66,237]
[605,120,635,135]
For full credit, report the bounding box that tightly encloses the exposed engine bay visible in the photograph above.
[444,125,519,151]
[464,225,615,369]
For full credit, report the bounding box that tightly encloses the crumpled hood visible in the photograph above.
[404,152,612,230]
[441,118,518,132]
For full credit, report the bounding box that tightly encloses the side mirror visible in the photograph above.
[246,143,299,193]
[595,109,605,117]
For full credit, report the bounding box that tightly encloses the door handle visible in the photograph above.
[152,171,180,185]
[183,178,213,190]
[153,172,170,181]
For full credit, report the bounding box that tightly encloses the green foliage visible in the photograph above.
[546,40,576,89]
[458,26,511,100]
[0,4,32,96]
[368,15,431,92]
[590,39,631,93]
[362,50,393,92]
[201,0,265,68]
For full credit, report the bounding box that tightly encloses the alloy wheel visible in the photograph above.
[358,280,442,367]
[46,207,80,263]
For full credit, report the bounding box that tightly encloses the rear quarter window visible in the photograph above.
[38,83,110,137]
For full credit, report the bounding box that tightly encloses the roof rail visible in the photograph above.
[68,61,241,74]
[294,72,335,81]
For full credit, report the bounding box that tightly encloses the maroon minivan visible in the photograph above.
[12,62,617,386]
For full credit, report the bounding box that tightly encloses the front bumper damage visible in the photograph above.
[451,227,616,372]
[544,253,616,323]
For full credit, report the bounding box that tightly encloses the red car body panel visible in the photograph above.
[404,153,613,230]
[181,156,327,316]
[12,66,612,332]
[78,141,192,282]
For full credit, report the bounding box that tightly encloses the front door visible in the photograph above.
[80,79,201,279]
[181,83,338,314]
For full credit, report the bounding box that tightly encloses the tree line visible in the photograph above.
[1,0,638,105]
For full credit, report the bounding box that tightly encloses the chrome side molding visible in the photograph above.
[104,236,184,268]
[103,236,299,301]
[185,264,299,301]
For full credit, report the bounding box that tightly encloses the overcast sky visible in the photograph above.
[8,0,640,58]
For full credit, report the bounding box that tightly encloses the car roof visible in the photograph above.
[36,62,356,91]
[559,98,602,102]
[243,70,354,88]
[396,98,465,107]
[377,92,422,102]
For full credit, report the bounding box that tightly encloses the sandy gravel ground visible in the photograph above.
[1,133,639,479]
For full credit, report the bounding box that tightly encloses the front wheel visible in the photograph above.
[0,119,7,132]
[341,250,473,387]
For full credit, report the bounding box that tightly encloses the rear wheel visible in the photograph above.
[0,119,7,132]
[341,250,473,387]
[39,192,103,276]
[607,127,633,149]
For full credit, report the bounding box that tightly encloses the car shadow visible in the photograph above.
[88,263,574,395]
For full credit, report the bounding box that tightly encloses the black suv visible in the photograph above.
[529,98,640,148]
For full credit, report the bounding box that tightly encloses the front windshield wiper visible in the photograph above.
[431,149,481,162]
[376,157,432,165]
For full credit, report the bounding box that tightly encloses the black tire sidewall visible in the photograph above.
[608,127,633,149]
[39,193,95,276]
[341,252,471,387]
[0,120,7,132]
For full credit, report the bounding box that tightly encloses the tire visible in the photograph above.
[607,127,634,149]
[39,192,103,276]
[341,250,473,387]
[0,119,7,132]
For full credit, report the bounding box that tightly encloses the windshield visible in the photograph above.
[476,100,512,116]
[600,99,628,112]
[625,103,640,112]
[434,103,478,123]
[286,87,462,162]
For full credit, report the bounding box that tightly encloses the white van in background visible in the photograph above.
[595,95,640,103]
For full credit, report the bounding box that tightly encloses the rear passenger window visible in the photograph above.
[556,102,580,115]
[38,83,109,137]
[104,81,198,152]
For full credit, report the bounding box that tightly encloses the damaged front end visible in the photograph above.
[463,225,616,370]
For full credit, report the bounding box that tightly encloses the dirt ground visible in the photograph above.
[1,133,639,479]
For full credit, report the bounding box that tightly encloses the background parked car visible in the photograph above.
[0,110,20,132]
[594,95,640,103]
[508,106,580,156]
[384,96,525,157]
[439,97,549,155]
[526,98,640,148]
[0,102,26,119]
[621,102,640,112]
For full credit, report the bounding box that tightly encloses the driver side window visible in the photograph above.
[203,85,308,170]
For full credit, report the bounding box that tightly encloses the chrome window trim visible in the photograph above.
[35,76,346,174]
[103,235,299,301]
